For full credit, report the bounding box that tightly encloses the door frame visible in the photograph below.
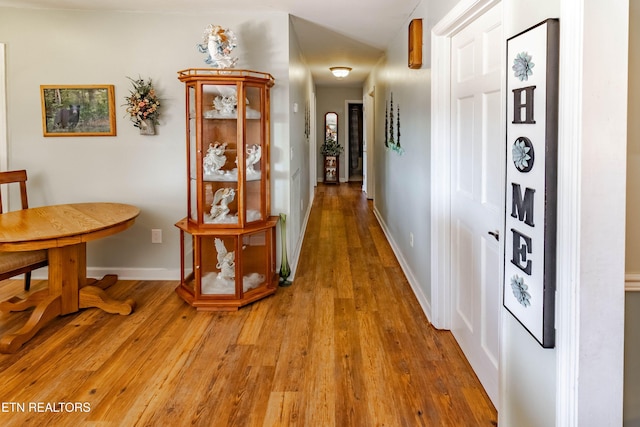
[344,99,363,183]
[364,86,375,198]
[430,0,502,331]
[310,91,317,195]
[0,43,8,212]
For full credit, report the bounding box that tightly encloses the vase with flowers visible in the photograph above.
[124,77,161,135]
[320,135,344,157]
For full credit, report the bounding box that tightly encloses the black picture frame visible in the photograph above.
[503,19,559,348]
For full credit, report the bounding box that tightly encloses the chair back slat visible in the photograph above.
[0,170,29,214]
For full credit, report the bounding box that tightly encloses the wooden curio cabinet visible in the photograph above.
[175,69,279,311]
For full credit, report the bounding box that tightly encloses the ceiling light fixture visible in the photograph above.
[330,67,352,78]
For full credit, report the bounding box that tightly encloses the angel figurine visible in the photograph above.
[197,24,238,69]
[203,142,227,175]
[213,95,238,116]
[246,144,262,176]
[214,238,235,281]
[209,187,236,223]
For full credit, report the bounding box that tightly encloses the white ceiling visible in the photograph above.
[0,0,422,86]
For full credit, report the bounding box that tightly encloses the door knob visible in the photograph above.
[488,230,500,241]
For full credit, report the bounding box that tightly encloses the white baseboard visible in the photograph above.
[28,204,316,284]
[626,273,640,291]
[288,199,313,280]
[372,206,432,322]
[32,267,180,281]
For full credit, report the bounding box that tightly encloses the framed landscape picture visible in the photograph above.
[40,85,116,136]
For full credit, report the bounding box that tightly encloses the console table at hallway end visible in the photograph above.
[0,202,140,353]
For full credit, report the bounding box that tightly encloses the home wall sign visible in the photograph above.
[504,19,559,348]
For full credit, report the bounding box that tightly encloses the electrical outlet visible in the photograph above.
[410,232,414,248]
[151,229,162,244]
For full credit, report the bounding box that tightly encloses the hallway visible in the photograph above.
[292,182,497,425]
[0,183,496,426]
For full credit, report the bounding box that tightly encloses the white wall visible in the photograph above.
[0,7,294,278]
[287,17,314,275]
[500,3,558,425]
[558,0,627,424]
[503,0,628,425]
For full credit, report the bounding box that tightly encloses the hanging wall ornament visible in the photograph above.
[392,104,404,154]
[123,76,161,135]
[388,93,395,146]
[384,101,389,147]
[385,92,404,155]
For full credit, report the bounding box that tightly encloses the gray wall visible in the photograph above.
[0,7,298,278]
[626,293,640,426]
[626,0,640,425]
[315,86,363,183]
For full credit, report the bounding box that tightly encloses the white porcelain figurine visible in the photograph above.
[246,144,262,176]
[203,142,228,175]
[209,187,236,223]
[197,24,238,69]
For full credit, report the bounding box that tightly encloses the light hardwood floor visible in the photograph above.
[0,183,497,426]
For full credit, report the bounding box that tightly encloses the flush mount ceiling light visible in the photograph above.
[330,67,352,78]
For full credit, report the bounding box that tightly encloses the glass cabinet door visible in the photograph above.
[200,83,240,225]
[200,235,238,295]
[241,230,269,293]
[244,85,265,224]
[180,230,195,293]
[188,85,197,221]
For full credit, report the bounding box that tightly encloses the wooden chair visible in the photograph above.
[0,170,48,291]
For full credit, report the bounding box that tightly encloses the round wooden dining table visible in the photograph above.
[0,202,140,353]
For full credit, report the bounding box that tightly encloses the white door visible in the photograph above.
[449,3,502,406]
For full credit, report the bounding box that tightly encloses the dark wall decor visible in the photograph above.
[385,93,403,154]
[503,19,559,348]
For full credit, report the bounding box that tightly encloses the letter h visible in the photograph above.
[512,86,536,124]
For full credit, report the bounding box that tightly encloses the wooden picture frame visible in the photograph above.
[40,85,116,137]
[408,18,423,69]
[503,19,559,348]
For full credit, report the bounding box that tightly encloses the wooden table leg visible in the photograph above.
[0,289,50,313]
[79,285,135,315]
[0,245,135,353]
[48,244,85,315]
[0,295,61,353]
[83,274,118,290]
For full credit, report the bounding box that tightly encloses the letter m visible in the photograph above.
[511,183,535,227]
